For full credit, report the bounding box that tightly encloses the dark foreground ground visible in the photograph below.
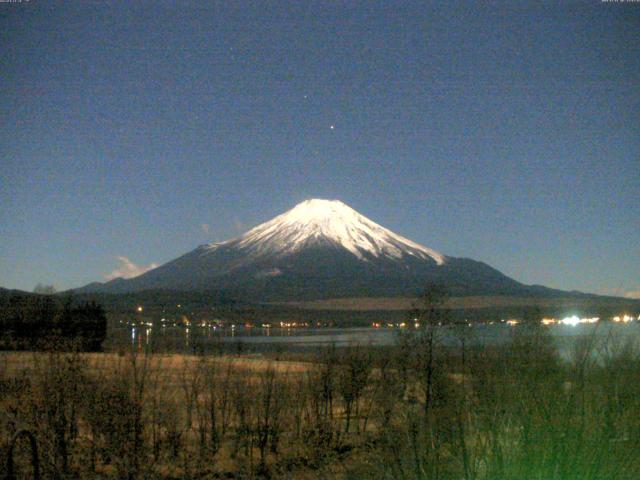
[2,324,640,479]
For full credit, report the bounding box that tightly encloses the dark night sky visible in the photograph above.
[1,0,638,296]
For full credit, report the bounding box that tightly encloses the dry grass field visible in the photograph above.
[3,326,640,479]
[0,351,314,378]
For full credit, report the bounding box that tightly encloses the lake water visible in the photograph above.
[107,322,640,357]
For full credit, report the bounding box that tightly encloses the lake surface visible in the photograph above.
[107,322,640,357]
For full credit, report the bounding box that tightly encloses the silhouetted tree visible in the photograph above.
[0,293,107,351]
[33,284,57,295]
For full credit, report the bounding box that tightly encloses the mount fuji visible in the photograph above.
[77,199,561,300]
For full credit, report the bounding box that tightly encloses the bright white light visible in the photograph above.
[560,316,580,326]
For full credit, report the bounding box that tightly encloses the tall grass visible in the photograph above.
[2,328,640,479]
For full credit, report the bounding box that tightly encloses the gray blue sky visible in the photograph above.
[1,0,638,296]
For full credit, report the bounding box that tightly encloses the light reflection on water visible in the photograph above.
[112,322,640,355]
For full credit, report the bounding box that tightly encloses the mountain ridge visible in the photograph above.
[74,199,594,301]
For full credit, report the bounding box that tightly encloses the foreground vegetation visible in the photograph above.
[0,293,107,351]
[2,322,640,479]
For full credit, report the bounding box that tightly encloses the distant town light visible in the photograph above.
[560,316,580,326]
[582,317,599,324]
[613,315,634,323]
[136,306,143,312]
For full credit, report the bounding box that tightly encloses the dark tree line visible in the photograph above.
[0,294,107,351]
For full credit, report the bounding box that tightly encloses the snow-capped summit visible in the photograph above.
[77,198,531,300]
[207,199,445,264]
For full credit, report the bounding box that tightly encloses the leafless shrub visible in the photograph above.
[3,320,640,480]
[336,345,372,436]
[28,352,86,477]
